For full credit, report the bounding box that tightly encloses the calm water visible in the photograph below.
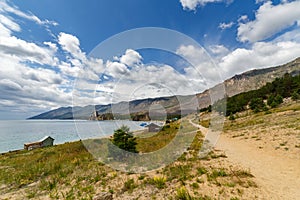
[0,120,145,153]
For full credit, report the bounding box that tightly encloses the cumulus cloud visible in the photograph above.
[0,36,58,65]
[0,2,71,118]
[237,1,300,43]
[176,45,223,86]
[219,38,300,78]
[58,32,85,60]
[105,61,130,78]
[120,49,142,66]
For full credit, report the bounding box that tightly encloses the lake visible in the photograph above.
[0,120,145,153]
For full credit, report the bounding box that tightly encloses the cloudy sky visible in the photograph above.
[0,0,300,119]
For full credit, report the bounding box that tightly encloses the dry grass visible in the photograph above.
[0,120,262,199]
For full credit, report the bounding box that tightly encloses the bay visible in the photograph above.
[0,120,145,153]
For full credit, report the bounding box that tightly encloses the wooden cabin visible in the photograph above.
[147,123,162,132]
[24,136,54,150]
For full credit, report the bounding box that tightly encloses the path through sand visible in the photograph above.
[189,119,300,200]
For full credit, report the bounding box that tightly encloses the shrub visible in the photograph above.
[176,186,194,200]
[149,176,167,189]
[229,113,235,121]
[123,178,137,193]
[292,91,300,101]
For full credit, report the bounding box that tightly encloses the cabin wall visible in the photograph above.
[41,138,54,147]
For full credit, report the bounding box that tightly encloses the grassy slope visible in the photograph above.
[0,118,269,199]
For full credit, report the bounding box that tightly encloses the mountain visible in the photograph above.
[28,57,300,120]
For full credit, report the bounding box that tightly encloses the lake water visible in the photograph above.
[0,120,145,153]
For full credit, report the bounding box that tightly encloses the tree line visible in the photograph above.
[204,73,300,116]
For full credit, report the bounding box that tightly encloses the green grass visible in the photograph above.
[136,123,179,153]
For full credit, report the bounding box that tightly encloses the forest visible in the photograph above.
[209,73,300,116]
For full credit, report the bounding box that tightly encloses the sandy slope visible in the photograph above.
[189,119,300,200]
[216,134,300,200]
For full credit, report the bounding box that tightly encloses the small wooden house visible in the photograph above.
[147,123,162,132]
[24,136,54,150]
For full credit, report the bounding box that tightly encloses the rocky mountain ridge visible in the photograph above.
[28,57,300,120]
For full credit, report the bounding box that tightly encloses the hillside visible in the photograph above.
[28,57,300,120]
[2,100,300,199]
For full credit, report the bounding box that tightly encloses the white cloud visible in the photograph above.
[179,0,224,10]
[57,32,106,81]
[255,0,268,4]
[44,41,58,52]
[105,61,130,78]
[176,45,223,85]
[0,79,22,91]
[237,1,300,43]
[0,2,72,118]
[120,49,142,66]
[0,36,58,65]
[58,32,85,61]
[0,0,58,26]
[238,15,248,23]
[219,39,300,78]
[176,45,209,65]
[209,45,230,56]
[0,14,20,32]
[219,22,234,30]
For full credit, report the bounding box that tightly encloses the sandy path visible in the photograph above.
[189,119,300,200]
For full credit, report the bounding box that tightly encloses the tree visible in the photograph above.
[249,98,266,113]
[268,94,283,108]
[111,125,138,153]
[292,91,300,101]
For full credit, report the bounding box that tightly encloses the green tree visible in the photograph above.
[292,91,300,101]
[267,94,275,106]
[249,98,266,113]
[111,125,138,153]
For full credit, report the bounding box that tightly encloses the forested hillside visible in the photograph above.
[212,73,300,116]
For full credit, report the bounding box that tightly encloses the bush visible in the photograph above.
[229,113,235,121]
[292,91,300,101]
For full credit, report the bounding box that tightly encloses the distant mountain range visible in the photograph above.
[28,57,300,120]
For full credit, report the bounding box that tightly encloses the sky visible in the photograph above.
[0,0,300,119]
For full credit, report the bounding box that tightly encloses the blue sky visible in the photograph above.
[0,0,300,119]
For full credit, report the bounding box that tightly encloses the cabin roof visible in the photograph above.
[24,136,54,146]
[38,136,54,142]
[146,123,161,128]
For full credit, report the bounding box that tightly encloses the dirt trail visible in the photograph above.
[189,119,300,200]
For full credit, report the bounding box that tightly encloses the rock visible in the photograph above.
[93,192,113,200]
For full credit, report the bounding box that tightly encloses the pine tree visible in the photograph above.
[112,125,138,153]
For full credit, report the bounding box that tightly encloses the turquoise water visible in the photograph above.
[0,120,144,153]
